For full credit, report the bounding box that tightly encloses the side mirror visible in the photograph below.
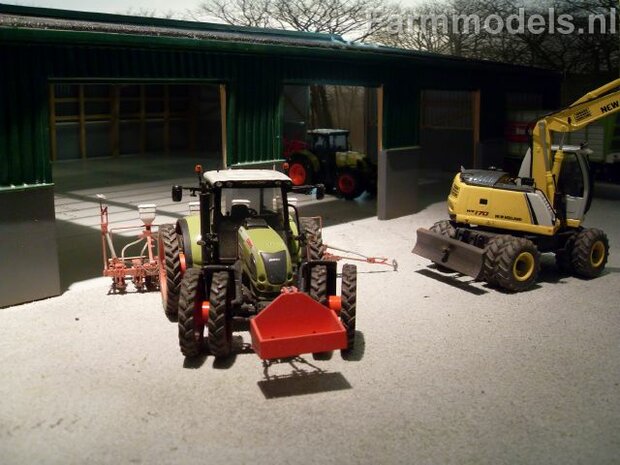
[172,185,183,202]
[315,184,325,200]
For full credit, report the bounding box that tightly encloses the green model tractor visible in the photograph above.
[284,129,377,200]
[158,168,357,360]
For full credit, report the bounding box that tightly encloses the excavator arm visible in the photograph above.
[529,78,620,205]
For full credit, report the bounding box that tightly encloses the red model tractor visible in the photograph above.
[159,167,358,360]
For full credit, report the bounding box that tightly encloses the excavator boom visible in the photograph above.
[530,79,620,204]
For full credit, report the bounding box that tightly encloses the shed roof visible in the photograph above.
[0,4,556,75]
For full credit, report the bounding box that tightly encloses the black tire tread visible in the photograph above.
[482,235,513,285]
[493,236,540,292]
[300,217,326,261]
[159,223,182,321]
[207,271,232,358]
[570,228,609,279]
[178,268,204,358]
[309,266,328,306]
[340,264,357,351]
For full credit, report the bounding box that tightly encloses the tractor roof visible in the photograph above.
[308,129,349,135]
[204,169,292,185]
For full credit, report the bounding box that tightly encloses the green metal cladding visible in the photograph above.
[0,5,560,189]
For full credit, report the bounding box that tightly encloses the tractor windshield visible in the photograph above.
[220,186,286,229]
[330,134,348,151]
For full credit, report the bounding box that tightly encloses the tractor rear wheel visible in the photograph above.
[309,266,328,306]
[340,264,357,354]
[300,217,325,261]
[570,228,609,279]
[429,220,456,272]
[288,158,312,186]
[178,268,205,358]
[208,271,233,358]
[159,224,182,321]
[336,169,365,200]
[492,236,540,292]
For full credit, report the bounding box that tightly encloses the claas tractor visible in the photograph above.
[158,167,357,359]
[413,79,620,292]
[284,129,376,200]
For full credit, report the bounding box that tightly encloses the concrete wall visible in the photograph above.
[377,147,420,220]
[0,186,61,307]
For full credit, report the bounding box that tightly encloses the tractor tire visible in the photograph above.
[555,233,577,274]
[491,236,541,292]
[309,266,328,306]
[340,264,357,353]
[158,224,182,322]
[288,157,313,186]
[207,271,233,358]
[481,235,514,285]
[178,268,205,358]
[429,220,456,272]
[300,217,326,261]
[336,169,365,200]
[570,228,609,279]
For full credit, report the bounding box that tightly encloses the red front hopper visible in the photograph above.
[250,291,347,360]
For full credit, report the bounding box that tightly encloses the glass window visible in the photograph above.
[220,187,285,229]
[331,134,348,151]
[557,152,584,197]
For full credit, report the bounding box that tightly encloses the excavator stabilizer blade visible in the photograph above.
[412,228,485,279]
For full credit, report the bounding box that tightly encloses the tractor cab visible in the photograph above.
[307,129,351,155]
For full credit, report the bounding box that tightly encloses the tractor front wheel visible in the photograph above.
[336,170,365,200]
[309,266,328,306]
[208,271,233,358]
[159,224,182,322]
[340,264,357,354]
[491,236,540,292]
[570,228,609,279]
[178,268,205,358]
[300,217,326,261]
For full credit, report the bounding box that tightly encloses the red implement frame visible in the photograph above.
[250,288,347,360]
[98,196,159,292]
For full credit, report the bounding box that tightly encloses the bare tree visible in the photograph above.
[193,0,397,41]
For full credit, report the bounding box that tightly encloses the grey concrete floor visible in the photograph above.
[1,157,619,464]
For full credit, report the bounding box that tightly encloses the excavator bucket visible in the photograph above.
[412,228,485,279]
[250,291,347,360]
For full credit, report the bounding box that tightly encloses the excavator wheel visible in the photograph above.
[300,217,326,261]
[208,271,233,358]
[340,264,357,354]
[159,223,182,322]
[178,268,205,358]
[429,220,456,272]
[490,236,540,292]
[570,228,609,279]
[555,233,577,274]
[481,235,514,285]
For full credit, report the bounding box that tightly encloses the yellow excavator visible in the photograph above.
[413,78,620,292]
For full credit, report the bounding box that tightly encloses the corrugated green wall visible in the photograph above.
[0,42,421,186]
[0,37,559,188]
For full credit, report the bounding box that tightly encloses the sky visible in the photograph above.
[3,0,423,18]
